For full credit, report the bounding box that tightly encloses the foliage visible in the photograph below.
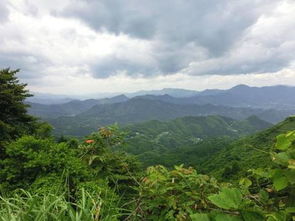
[119,115,271,168]
[0,68,36,156]
[0,189,120,221]
[127,130,295,220]
[130,165,265,220]
[0,135,89,192]
[0,125,141,220]
[249,130,295,220]
[201,116,295,180]
[132,165,219,220]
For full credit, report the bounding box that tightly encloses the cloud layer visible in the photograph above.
[1,0,295,94]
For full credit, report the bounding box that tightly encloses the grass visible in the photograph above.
[0,189,121,221]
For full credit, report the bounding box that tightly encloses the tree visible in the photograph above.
[0,68,36,156]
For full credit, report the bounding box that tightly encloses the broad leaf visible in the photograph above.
[241,211,264,221]
[214,214,242,221]
[208,188,243,210]
[239,178,252,188]
[190,213,210,221]
[273,176,288,191]
[275,134,291,150]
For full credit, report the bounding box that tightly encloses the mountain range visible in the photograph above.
[27,84,295,136]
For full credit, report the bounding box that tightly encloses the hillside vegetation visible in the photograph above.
[201,116,295,179]
[1,69,295,220]
[120,115,272,167]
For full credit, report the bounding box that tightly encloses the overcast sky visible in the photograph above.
[1,0,295,95]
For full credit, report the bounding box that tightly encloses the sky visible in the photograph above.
[1,0,295,95]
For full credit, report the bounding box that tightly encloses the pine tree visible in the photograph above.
[0,68,36,155]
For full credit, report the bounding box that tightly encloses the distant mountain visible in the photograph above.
[47,97,290,136]
[187,85,295,110]
[27,85,295,136]
[28,94,129,118]
[127,85,295,110]
[130,85,295,110]
[28,84,295,110]
[197,88,225,96]
[127,88,199,97]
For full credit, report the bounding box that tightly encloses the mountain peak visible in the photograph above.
[230,84,250,89]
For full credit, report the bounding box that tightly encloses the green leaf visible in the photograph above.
[214,214,242,221]
[286,131,295,140]
[288,159,295,169]
[266,211,287,221]
[272,152,290,166]
[208,188,243,210]
[190,213,210,221]
[239,178,252,188]
[241,211,264,221]
[259,189,269,202]
[275,134,291,150]
[273,176,288,191]
[285,207,295,213]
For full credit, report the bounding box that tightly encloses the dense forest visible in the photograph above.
[1,68,295,220]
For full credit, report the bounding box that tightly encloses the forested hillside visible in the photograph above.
[201,115,295,179]
[120,115,272,167]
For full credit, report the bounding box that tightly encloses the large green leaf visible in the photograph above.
[208,188,243,210]
[266,211,287,221]
[273,176,288,191]
[275,134,291,150]
[214,214,242,221]
[239,178,252,188]
[190,213,211,221]
[272,152,290,166]
[241,211,264,221]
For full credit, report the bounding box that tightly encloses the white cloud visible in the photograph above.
[185,0,295,76]
[1,0,295,94]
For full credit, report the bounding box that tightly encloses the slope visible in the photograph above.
[119,115,272,167]
[200,115,295,179]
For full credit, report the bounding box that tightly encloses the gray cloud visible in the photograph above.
[0,0,294,91]
[0,52,50,79]
[90,56,158,78]
[0,0,9,23]
[58,0,291,77]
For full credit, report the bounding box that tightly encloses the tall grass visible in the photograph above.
[0,189,121,221]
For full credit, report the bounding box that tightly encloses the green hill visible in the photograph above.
[200,116,295,179]
[118,115,272,167]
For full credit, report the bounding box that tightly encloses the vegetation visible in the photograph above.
[201,116,295,180]
[0,69,294,220]
[0,68,36,156]
[119,115,271,168]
